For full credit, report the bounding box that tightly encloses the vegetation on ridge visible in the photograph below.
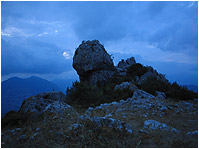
[66,63,197,108]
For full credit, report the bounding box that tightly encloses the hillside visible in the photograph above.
[1,40,198,148]
[1,76,60,115]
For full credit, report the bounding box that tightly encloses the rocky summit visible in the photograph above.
[116,57,136,76]
[73,40,115,85]
[2,90,198,148]
[1,40,198,148]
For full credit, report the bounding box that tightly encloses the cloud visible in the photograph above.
[1,27,33,37]
[1,39,72,76]
[63,51,71,60]
[105,38,197,65]
[38,32,48,37]
[1,1,198,85]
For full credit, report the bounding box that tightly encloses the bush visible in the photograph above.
[167,82,196,101]
[126,63,148,78]
[140,77,197,101]
[66,81,104,108]
[140,76,170,95]
[2,111,27,129]
[66,63,197,107]
[66,77,134,108]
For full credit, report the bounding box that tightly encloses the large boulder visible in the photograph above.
[155,91,166,100]
[137,66,168,85]
[18,92,68,116]
[2,92,78,128]
[144,120,180,133]
[116,57,136,76]
[132,89,155,99]
[73,40,115,85]
[114,81,137,91]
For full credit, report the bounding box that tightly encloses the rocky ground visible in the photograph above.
[1,91,198,148]
[1,40,198,147]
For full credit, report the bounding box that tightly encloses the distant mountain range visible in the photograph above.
[1,76,61,115]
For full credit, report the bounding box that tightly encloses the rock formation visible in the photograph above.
[136,66,168,85]
[73,40,115,85]
[18,92,78,119]
[116,57,136,76]
[2,40,198,148]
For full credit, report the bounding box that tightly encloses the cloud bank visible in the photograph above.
[1,1,198,85]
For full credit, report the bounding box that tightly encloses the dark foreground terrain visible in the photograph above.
[1,40,198,148]
[1,91,198,148]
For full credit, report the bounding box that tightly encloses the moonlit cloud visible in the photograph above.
[63,51,71,60]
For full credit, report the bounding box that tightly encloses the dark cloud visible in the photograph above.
[142,61,198,85]
[2,39,72,75]
[1,1,198,85]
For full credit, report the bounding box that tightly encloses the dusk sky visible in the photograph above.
[1,1,198,85]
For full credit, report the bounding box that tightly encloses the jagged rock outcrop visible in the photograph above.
[144,120,180,133]
[187,131,198,136]
[155,91,166,100]
[18,92,77,118]
[136,66,168,85]
[114,81,137,91]
[2,88,198,147]
[116,57,136,76]
[73,40,115,85]
[132,89,155,99]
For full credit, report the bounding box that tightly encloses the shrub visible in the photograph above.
[2,111,27,129]
[126,63,148,78]
[140,76,170,95]
[140,77,197,101]
[66,63,196,107]
[166,82,196,101]
[66,81,104,108]
[66,77,134,108]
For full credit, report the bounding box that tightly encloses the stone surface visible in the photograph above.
[132,89,155,99]
[73,40,115,85]
[18,92,78,119]
[156,91,166,100]
[144,120,180,133]
[80,115,133,134]
[69,124,83,130]
[43,100,73,115]
[187,131,198,136]
[118,59,128,69]
[136,67,168,85]
[116,57,136,76]
[114,81,137,91]
[126,57,136,65]
[81,70,115,85]
[19,92,66,115]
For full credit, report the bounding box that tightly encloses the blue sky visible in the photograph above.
[1,1,198,85]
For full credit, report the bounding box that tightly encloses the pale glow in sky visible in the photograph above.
[63,51,71,60]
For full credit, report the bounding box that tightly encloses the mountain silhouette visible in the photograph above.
[1,76,61,115]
